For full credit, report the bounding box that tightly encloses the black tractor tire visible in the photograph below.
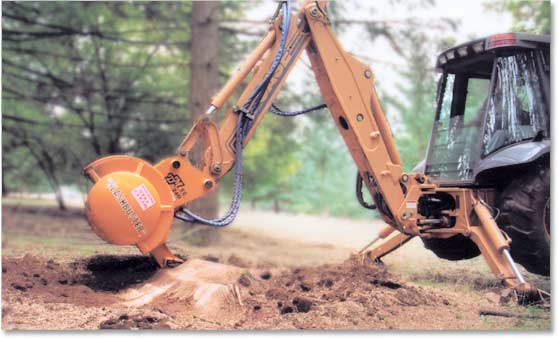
[497,163,550,276]
[421,234,480,261]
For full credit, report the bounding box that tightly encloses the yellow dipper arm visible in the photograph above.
[83,0,408,266]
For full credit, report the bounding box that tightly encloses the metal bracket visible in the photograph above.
[233,106,255,120]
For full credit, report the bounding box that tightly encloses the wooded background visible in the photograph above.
[2,1,550,218]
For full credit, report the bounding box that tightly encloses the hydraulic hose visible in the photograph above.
[176,0,292,227]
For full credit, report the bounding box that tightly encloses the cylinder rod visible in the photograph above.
[503,248,526,284]
[211,30,276,109]
[358,225,396,254]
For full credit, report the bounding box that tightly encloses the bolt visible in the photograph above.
[310,7,319,17]
[204,180,214,189]
[364,69,372,78]
[172,160,181,169]
[212,164,222,173]
[179,150,187,157]
[203,117,210,124]
[356,114,364,121]
[400,174,409,183]
[370,131,380,139]
[401,211,409,220]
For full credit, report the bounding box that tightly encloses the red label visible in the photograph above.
[131,184,156,211]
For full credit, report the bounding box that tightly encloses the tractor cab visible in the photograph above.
[423,33,550,185]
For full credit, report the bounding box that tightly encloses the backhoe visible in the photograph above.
[82,0,550,303]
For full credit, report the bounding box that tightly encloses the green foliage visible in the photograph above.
[3,1,473,219]
[487,0,551,34]
[231,85,309,212]
[383,31,440,171]
[285,116,374,218]
[2,2,246,205]
[242,111,299,210]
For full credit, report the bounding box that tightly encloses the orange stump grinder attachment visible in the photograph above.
[83,154,216,267]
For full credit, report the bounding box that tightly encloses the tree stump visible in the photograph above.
[120,259,245,320]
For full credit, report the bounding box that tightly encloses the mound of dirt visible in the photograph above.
[231,261,448,329]
[2,254,116,307]
[2,254,533,330]
[127,257,451,329]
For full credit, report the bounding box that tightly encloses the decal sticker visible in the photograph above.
[165,173,187,200]
[131,183,156,211]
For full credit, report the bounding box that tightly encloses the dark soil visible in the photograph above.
[2,255,116,307]
[100,314,171,329]
[82,255,160,292]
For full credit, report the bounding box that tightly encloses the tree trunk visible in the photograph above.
[43,151,67,211]
[187,1,220,219]
[186,1,220,219]
[52,182,67,211]
[44,171,67,211]
[2,173,8,197]
[28,146,68,211]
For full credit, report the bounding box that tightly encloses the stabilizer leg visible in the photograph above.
[469,200,548,304]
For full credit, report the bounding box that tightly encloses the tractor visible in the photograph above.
[416,33,550,276]
[82,0,550,301]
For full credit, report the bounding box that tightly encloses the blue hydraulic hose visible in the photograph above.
[176,0,292,227]
[243,0,291,111]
